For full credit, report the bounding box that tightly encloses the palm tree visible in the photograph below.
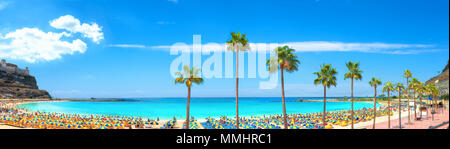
[410,78,420,120]
[425,84,434,110]
[313,64,338,128]
[267,46,300,129]
[417,82,425,118]
[432,86,440,115]
[428,84,439,114]
[174,65,204,129]
[226,32,249,129]
[382,81,394,128]
[403,70,412,124]
[344,61,363,129]
[369,77,382,129]
[395,83,405,129]
[424,84,438,120]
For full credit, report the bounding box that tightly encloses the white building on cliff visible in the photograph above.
[0,59,30,76]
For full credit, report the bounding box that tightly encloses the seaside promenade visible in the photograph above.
[364,108,449,129]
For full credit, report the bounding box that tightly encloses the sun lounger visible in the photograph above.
[144,124,152,128]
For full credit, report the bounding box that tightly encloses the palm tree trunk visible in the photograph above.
[186,86,191,129]
[408,96,411,124]
[399,92,402,129]
[420,94,423,119]
[323,85,327,128]
[407,78,410,124]
[388,90,391,129]
[351,78,354,129]
[433,95,437,120]
[281,68,288,129]
[432,95,437,112]
[373,86,377,129]
[413,88,416,120]
[235,48,240,129]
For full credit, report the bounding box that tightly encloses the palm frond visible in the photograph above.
[183,65,190,77]
[403,69,412,78]
[344,61,363,81]
[226,32,250,52]
[175,77,186,84]
[382,81,394,93]
[369,77,382,87]
[268,45,300,73]
[175,65,204,87]
[313,64,338,88]
[266,57,279,73]
[191,78,204,85]
[395,83,405,93]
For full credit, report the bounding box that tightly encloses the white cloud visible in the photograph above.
[0,15,103,63]
[110,41,440,54]
[50,15,104,44]
[0,1,9,10]
[109,44,146,48]
[0,28,87,63]
[281,41,433,53]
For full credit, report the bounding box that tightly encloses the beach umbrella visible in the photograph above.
[66,124,73,128]
[263,125,272,129]
[289,125,300,129]
[98,126,108,129]
[217,125,224,129]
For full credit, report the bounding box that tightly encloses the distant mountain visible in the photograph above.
[425,60,449,95]
[0,61,51,99]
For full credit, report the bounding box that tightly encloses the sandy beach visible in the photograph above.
[1,98,448,129]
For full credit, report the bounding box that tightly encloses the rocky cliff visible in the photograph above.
[0,70,51,99]
[425,60,449,95]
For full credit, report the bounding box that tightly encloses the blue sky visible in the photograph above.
[0,0,448,98]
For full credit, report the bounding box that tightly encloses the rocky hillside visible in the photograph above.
[425,60,449,95]
[0,70,51,99]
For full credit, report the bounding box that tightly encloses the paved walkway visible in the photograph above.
[0,123,25,129]
[366,107,449,129]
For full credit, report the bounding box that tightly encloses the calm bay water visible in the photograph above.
[18,97,380,120]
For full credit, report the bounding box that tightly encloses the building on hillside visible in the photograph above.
[0,59,30,76]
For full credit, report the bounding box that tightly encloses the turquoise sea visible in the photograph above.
[17,97,381,120]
